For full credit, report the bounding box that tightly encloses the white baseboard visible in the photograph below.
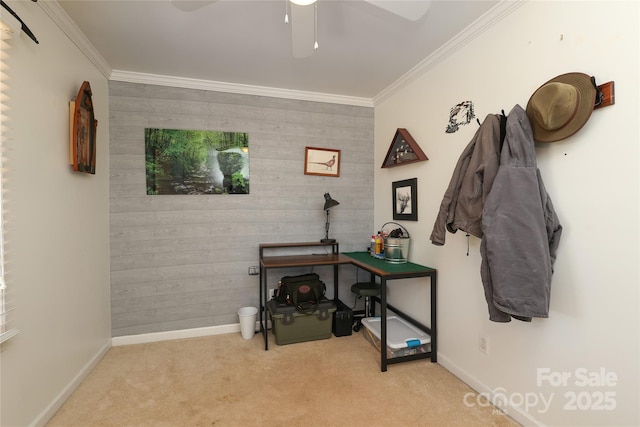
[34,321,268,425]
[111,320,268,346]
[32,340,111,427]
[437,354,543,427]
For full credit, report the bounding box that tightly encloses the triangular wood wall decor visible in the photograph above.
[381,128,428,168]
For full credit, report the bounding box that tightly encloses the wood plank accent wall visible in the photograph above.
[109,81,374,336]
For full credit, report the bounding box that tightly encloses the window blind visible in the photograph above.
[0,286,18,344]
[0,28,18,344]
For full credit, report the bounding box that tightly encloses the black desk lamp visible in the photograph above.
[321,193,339,243]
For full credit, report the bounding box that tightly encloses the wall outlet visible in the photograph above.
[479,336,489,354]
[248,266,259,276]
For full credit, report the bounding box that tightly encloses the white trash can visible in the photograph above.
[238,306,258,339]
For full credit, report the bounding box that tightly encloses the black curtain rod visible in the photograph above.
[0,0,39,44]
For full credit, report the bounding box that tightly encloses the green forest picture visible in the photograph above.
[145,128,249,195]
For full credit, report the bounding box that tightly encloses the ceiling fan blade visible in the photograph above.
[290,3,315,58]
[364,0,432,21]
[170,0,216,13]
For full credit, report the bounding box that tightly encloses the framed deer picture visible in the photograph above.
[392,178,418,221]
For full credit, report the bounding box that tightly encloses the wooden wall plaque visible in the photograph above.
[381,128,428,168]
[70,81,97,174]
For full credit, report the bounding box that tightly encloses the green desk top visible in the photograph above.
[342,251,435,275]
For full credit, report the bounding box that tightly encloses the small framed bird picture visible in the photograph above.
[304,147,341,177]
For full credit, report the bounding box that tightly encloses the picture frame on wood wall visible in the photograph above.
[304,147,340,177]
[145,128,250,195]
[392,178,418,221]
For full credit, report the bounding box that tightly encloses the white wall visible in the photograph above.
[374,1,639,426]
[0,2,111,426]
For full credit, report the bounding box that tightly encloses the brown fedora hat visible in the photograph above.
[526,72,596,142]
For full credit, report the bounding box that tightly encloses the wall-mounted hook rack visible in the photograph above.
[594,81,615,110]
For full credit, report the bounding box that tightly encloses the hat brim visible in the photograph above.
[526,72,596,143]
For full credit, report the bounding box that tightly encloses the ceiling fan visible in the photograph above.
[170,0,432,58]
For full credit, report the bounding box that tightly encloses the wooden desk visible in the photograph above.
[342,252,437,372]
[258,242,352,350]
[259,243,437,372]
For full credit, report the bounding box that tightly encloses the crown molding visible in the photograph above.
[41,1,371,106]
[39,1,112,78]
[373,0,527,106]
[109,70,374,108]
[42,0,525,108]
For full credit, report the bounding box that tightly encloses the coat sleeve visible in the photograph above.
[429,153,471,245]
[430,115,501,245]
[538,170,563,270]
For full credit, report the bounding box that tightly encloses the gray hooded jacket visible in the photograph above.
[480,105,562,322]
[430,114,503,245]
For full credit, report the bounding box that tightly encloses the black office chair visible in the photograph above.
[351,281,380,332]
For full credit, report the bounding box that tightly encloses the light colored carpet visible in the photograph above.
[47,330,520,427]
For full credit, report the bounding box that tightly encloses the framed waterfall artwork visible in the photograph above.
[392,178,418,221]
[145,128,249,195]
[304,147,340,177]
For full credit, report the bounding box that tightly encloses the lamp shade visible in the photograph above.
[323,193,339,210]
